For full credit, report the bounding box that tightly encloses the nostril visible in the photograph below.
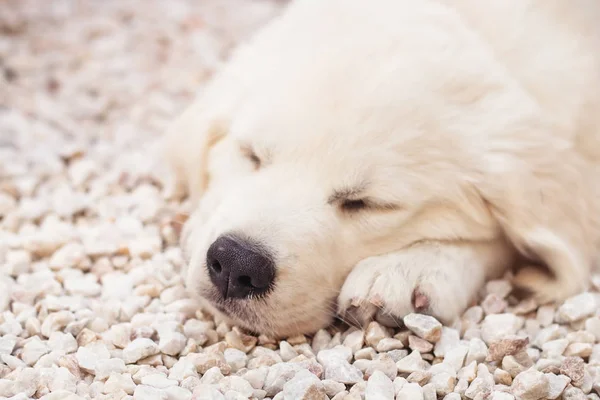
[237,275,254,288]
[206,235,276,300]
[210,260,222,274]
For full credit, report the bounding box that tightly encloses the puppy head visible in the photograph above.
[164,72,510,336]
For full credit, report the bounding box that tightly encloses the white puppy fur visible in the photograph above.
[164,0,600,336]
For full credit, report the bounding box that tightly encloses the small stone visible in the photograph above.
[545,373,570,399]
[376,338,404,352]
[330,392,349,400]
[141,373,178,389]
[487,336,530,362]
[464,364,494,399]
[511,369,549,400]
[343,330,365,354]
[564,343,593,358]
[104,373,136,395]
[560,357,585,387]
[242,367,268,389]
[182,320,210,344]
[407,371,431,386]
[188,352,231,375]
[386,349,409,363]
[433,327,460,357]
[429,372,455,397]
[323,359,363,384]
[466,338,489,365]
[133,385,168,400]
[536,306,556,327]
[0,335,17,356]
[503,356,527,378]
[443,345,469,372]
[311,330,332,354]
[123,338,159,364]
[458,361,478,382]
[365,370,394,400]
[494,368,513,385]
[482,294,508,315]
[403,314,442,343]
[164,386,192,400]
[199,367,224,385]
[535,325,565,347]
[562,386,587,400]
[557,293,597,323]
[396,351,431,374]
[279,341,299,362]
[408,336,433,353]
[64,275,101,297]
[225,330,257,353]
[224,348,247,372]
[158,331,186,356]
[349,380,367,398]
[481,314,523,345]
[323,379,345,397]
[365,321,388,348]
[542,339,569,358]
[282,369,325,400]
[396,382,424,400]
[566,331,595,344]
[95,358,127,380]
[5,250,31,276]
[585,317,600,341]
[263,363,302,396]
[444,394,461,400]
[491,392,516,400]
[22,337,50,365]
[49,243,87,270]
[353,353,397,380]
[354,347,376,360]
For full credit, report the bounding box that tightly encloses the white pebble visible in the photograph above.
[141,373,178,389]
[365,370,394,400]
[404,313,442,343]
[123,338,159,364]
[557,292,597,323]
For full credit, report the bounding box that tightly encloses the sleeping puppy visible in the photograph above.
[164,0,600,336]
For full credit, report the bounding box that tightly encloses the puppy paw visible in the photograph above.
[512,265,584,305]
[337,243,494,327]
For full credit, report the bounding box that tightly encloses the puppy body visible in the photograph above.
[166,0,600,335]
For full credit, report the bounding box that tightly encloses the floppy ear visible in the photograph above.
[162,101,226,204]
[480,148,594,303]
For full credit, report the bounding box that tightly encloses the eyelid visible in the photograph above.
[341,197,400,212]
[240,144,261,168]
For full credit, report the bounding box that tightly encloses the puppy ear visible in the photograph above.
[481,151,593,303]
[162,101,226,203]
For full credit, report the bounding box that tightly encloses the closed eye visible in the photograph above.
[337,197,400,214]
[330,187,400,214]
[340,198,368,212]
[240,144,261,169]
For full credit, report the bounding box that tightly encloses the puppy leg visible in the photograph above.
[337,240,513,327]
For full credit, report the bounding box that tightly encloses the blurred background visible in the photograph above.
[0,0,285,147]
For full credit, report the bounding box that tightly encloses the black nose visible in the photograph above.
[206,235,276,299]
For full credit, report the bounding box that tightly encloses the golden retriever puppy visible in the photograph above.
[164,0,600,336]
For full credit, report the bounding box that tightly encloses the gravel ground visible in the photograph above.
[1,1,600,399]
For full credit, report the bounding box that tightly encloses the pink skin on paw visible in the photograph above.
[412,288,430,312]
